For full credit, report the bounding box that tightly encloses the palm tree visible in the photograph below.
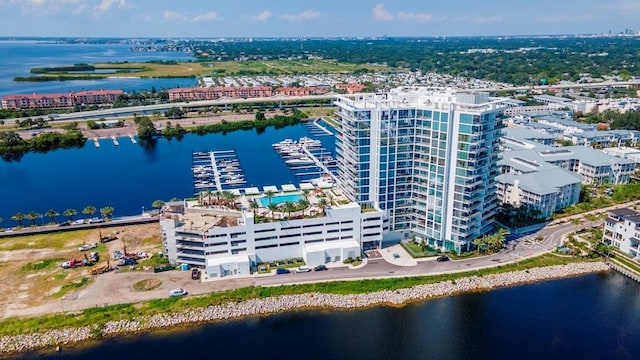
[25,211,40,226]
[495,228,508,250]
[214,190,223,205]
[82,206,97,218]
[267,203,279,220]
[11,212,24,227]
[472,237,485,254]
[283,201,296,218]
[63,208,77,221]
[222,190,239,208]
[100,206,114,220]
[197,191,206,206]
[302,189,311,201]
[298,199,310,217]
[44,209,59,224]
[318,198,329,215]
[151,200,165,210]
[264,190,276,205]
[250,201,259,218]
[204,189,213,206]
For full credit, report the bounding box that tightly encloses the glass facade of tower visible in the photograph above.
[335,88,504,253]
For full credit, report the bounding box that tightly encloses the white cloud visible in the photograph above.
[472,15,503,24]
[398,11,432,23]
[94,0,128,14]
[535,14,594,23]
[192,11,218,23]
[253,10,272,22]
[372,3,393,21]
[607,1,640,11]
[4,0,84,15]
[456,15,503,24]
[163,10,185,22]
[280,10,321,21]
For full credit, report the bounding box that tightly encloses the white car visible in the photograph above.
[79,242,98,251]
[169,288,188,297]
[295,266,311,273]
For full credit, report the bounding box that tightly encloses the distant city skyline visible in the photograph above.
[0,0,638,38]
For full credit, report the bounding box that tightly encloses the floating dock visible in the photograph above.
[273,136,338,183]
[308,118,334,136]
[191,150,248,195]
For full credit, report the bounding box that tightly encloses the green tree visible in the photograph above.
[151,200,165,210]
[44,209,59,224]
[100,206,114,220]
[298,199,310,216]
[250,200,259,218]
[472,237,485,254]
[25,211,40,226]
[135,116,157,140]
[222,190,239,208]
[255,111,266,121]
[82,206,97,218]
[165,106,185,119]
[264,190,276,205]
[63,208,77,221]
[318,198,329,215]
[267,203,279,220]
[11,212,24,227]
[283,201,296,218]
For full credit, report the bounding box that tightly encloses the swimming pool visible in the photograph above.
[257,193,304,207]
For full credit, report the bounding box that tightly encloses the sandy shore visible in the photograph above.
[0,261,610,355]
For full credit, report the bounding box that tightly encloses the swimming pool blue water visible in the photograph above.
[257,194,304,207]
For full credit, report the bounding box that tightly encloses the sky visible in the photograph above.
[0,0,639,38]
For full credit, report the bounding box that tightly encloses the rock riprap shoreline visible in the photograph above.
[0,262,610,355]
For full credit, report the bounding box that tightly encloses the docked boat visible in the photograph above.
[286,157,315,166]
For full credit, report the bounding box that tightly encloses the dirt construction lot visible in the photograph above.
[0,223,253,320]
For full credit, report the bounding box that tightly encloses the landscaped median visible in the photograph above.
[0,255,609,355]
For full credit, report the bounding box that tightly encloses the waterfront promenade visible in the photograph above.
[0,261,610,355]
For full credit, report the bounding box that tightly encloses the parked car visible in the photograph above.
[78,242,98,252]
[276,268,291,274]
[436,255,450,262]
[191,268,201,280]
[58,221,71,227]
[117,258,137,266]
[295,266,311,273]
[89,217,104,224]
[169,288,188,297]
[313,264,328,272]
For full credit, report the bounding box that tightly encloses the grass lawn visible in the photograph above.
[0,229,94,251]
[24,59,395,80]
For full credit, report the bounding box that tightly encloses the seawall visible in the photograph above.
[0,261,610,355]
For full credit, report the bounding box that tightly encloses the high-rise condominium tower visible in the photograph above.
[334,87,504,252]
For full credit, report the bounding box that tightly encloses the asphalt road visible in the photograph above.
[254,221,588,287]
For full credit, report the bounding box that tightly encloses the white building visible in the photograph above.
[501,136,636,185]
[497,152,582,219]
[160,197,384,280]
[603,208,640,259]
[334,87,505,253]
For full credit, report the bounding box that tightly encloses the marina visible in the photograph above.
[306,118,334,137]
[191,150,248,194]
[273,136,338,184]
